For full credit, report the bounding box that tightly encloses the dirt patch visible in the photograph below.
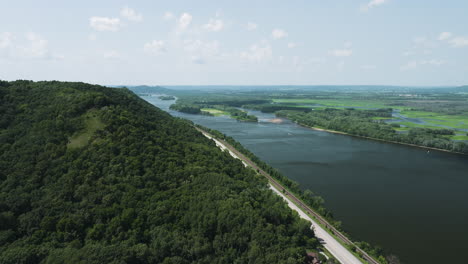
[267,118,284,124]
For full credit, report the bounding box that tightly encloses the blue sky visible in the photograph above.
[1,0,467,86]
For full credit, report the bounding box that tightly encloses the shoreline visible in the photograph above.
[196,127,370,264]
[291,121,468,156]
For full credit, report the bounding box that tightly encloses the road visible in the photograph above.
[269,186,362,264]
[196,127,379,264]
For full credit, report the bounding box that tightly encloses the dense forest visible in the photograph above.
[277,108,468,154]
[0,81,322,263]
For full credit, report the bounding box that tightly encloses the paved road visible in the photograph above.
[269,185,363,264]
[197,127,379,264]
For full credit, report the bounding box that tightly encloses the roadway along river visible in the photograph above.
[143,95,468,264]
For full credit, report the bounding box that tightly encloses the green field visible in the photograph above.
[273,98,468,133]
[400,110,468,130]
[451,135,468,141]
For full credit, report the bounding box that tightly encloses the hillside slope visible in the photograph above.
[0,81,318,264]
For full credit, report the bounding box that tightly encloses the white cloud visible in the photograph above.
[401,59,445,70]
[404,36,437,57]
[0,32,13,49]
[183,39,220,63]
[330,49,353,57]
[411,36,437,50]
[438,32,452,41]
[144,40,166,55]
[423,59,445,66]
[120,7,143,22]
[203,19,224,32]
[413,36,429,45]
[178,13,192,31]
[449,37,468,47]
[184,39,219,55]
[18,32,49,59]
[246,22,257,31]
[361,0,388,12]
[287,42,297,48]
[89,16,121,32]
[88,33,97,41]
[438,32,468,48]
[272,29,288,39]
[241,41,272,63]
[344,41,353,48]
[0,32,57,60]
[103,50,122,59]
[163,12,174,20]
[184,39,219,57]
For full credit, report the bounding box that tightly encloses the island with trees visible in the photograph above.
[158,95,176,100]
[169,98,258,122]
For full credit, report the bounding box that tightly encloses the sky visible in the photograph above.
[1,0,468,86]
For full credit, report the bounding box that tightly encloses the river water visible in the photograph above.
[143,95,468,264]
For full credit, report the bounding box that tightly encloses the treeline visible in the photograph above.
[0,80,323,263]
[277,108,468,154]
[158,95,175,100]
[169,103,201,114]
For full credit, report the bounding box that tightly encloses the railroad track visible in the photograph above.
[196,127,380,264]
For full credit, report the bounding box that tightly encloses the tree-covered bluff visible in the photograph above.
[0,81,319,264]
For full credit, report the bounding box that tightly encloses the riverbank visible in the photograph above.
[196,126,381,264]
[288,119,468,156]
[143,95,468,264]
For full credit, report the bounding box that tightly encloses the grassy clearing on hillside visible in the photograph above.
[68,110,105,149]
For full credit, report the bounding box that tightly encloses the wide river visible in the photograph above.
[144,95,468,264]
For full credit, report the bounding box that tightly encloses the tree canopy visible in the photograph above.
[0,81,318,264]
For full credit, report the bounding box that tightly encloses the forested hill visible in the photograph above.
[0,81,318,264]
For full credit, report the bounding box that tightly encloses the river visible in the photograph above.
[143,95,468,264]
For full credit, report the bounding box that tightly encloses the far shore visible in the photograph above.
[288,120,468,156]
